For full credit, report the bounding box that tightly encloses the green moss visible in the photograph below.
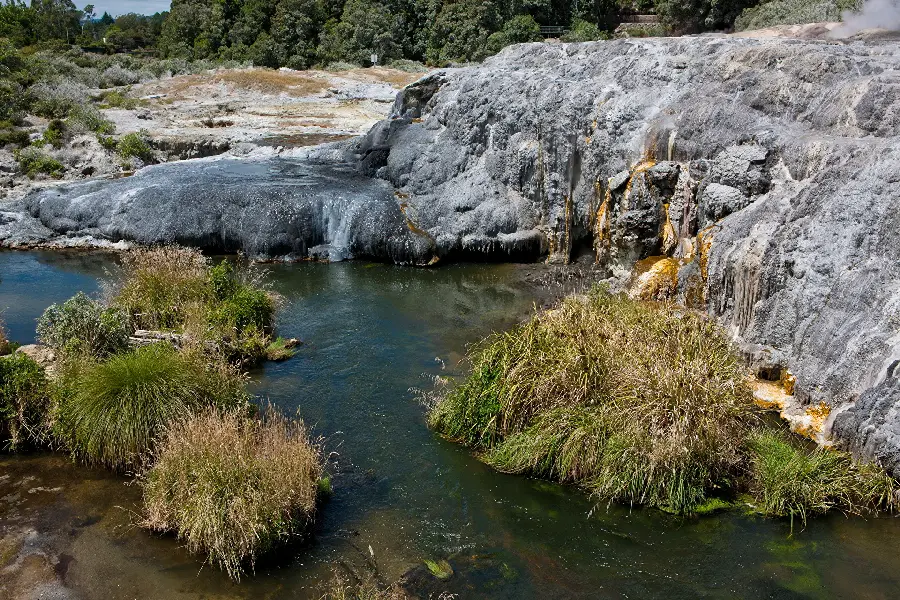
[693,497,735,516]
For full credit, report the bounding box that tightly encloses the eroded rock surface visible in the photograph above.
[5,36,900,470]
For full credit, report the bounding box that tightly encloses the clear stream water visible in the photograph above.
[1,250,900,600]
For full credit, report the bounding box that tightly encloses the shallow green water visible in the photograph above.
[1,250,900,600]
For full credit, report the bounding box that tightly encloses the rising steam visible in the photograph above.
[833,0,900,37]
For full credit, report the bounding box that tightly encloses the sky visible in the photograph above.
[86,0,172,17]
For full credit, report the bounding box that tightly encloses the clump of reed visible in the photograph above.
[746,429,896,527]
[54,343,248,470]
[140,409,322,581]
[429,288,755,514]
[0,353,51,451]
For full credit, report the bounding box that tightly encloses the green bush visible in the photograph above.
[67,104,115,134]
[562,19,609,42]
[140,409,322,580]
[117,131,153,163]
[747,429,895,526]
[735,0,861,31]
[486,15,543,55]
[98,89,141,109]
[55,343,249,470]
[0,353,51,451]
[37,292,130,358]
[429,288,756,514]
[0,126,29,148]
[14,147,64,178]
[40,118,66,148]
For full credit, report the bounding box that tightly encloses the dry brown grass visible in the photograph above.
[141,409,322,580]
[214,69,329,96]
[115,246,210,331]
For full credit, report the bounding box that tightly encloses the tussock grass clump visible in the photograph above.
[56,343,248,470]
[141,409,322,581]
[116,246,211,331]
[0,353,51,451]
[429,288,755,514]
[747,429,896,526]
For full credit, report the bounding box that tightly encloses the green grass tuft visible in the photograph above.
[746,429,896,527]
[140,409,322,581]
[0,353,51,451]
[55,343,248,470]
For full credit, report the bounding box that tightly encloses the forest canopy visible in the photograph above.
[0,0,866,68]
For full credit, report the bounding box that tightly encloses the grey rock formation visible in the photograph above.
[4,36,900,471]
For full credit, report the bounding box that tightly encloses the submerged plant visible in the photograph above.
[55,343,248,470]
[429,288,755,514]
[141,409,322,581]
[746,429,895,527]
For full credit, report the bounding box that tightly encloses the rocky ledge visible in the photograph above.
[4,35,900,472]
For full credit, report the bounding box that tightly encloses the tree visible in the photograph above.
[654,0,757,32]
[485,13,542,55]
[318,0,401,66]
[426,0,503,64]
[270,0,320,68]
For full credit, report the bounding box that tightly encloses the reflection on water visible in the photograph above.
[1,251,900,600]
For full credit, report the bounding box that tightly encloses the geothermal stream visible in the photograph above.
[3,251,900,600]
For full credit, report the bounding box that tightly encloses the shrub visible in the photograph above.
[55,344,249,470]
[562,19,609,43]
[117,131,153,163]
[0,353,51,451]
[28,81,90,119]
[98,89,141,110]
[40,119,67,148]
[14,147,64,178]
[0,322,8,356]
[0,126,30,148]
[735,0,861,31]
[66,104,115,135]
[37,292,130,358]
[746,429,895,527]
[141,409,322,580]
[113,248,279,361]
[100,65,142,87]
[428,288,755,514]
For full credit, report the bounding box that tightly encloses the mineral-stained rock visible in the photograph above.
[5,36,900,471]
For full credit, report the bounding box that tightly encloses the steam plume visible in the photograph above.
[833,0,900,37]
